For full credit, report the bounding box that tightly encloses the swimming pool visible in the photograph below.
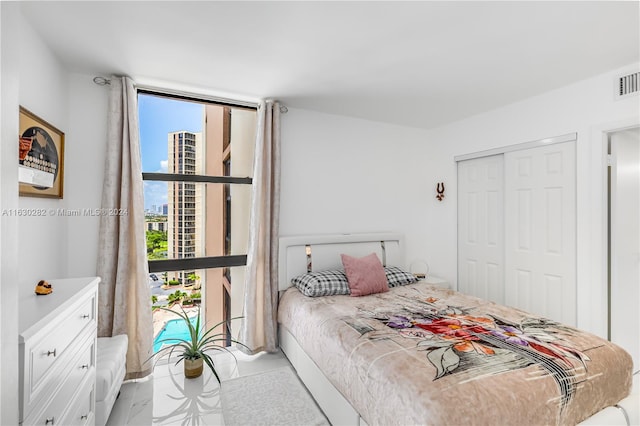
[153,316,198,353]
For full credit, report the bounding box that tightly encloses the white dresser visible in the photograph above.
[19,277,100,426]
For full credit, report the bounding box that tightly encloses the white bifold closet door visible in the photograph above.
[457,155,505,302]
[458,141,576,325]
[504,142,576,324]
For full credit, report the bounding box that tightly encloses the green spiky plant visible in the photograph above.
[151,305,247,383]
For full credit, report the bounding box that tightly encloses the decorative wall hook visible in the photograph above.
[436,182,445,201]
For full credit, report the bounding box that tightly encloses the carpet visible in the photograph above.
[221,367,330,426]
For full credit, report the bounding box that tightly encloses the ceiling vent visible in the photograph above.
[616,71,639,99]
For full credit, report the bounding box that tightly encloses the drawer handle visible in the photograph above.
[46,349,56,357]
[45,417,54,425]
[80,414,88,420]
[80,364,89,369]
[81,314,90,319]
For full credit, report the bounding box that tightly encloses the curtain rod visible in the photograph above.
[92,75,287,113]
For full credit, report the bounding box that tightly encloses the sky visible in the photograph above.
[138,94,203,212]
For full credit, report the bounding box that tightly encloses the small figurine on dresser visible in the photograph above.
[35,280,52,295]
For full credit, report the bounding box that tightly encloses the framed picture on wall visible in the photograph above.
[18,106,65,198]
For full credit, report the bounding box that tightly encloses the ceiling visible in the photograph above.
[19,1,640,130]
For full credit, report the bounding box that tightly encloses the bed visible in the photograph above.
[276,233,638,426]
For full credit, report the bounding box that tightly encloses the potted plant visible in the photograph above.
[151,306,246,381]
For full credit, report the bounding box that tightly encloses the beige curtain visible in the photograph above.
[239,100,281,354]
[97,76,153,379]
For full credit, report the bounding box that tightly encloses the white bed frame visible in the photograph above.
[277,233,638,426]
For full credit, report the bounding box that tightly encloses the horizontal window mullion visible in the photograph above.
[148,255,247,273]
[142,172,252,185]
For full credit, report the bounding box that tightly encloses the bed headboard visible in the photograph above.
[278,233,405,291]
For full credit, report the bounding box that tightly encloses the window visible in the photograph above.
[140,91,256,346]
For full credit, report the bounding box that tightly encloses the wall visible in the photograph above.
[0,3,21,423]
[15,27,107,285]
[279,108,432,269]
[1,6,107,423]
[65,73,108,277]
[15,30,107,283]
[423,63,640,337]
[17,6,70,286]
[202,107,225,331]
[0,3,4,418]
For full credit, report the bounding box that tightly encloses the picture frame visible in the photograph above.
[18,106,65,198]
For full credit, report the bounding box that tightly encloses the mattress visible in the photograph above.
[277,281,633,425]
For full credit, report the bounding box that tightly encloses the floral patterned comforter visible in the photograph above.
[277,282,632,425]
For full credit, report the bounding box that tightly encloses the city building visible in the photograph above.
[167,131,201,284]
[146,220,166,232]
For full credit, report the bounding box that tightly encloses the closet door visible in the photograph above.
[504,142,576,325]
[457,155,504,302]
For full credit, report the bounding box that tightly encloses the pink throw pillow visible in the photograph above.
[341,253,389,297]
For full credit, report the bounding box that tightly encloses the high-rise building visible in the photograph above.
[162,203,168,215]
[200,105,255,344]
[167,131,202,284]
[201,106,229,334]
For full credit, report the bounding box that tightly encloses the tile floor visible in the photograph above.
[105,349,640,426]
[106,349,292,426]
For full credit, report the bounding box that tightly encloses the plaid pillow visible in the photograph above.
[385,266,418,288]
[292,270,350,297]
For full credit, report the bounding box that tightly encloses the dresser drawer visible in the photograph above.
[28,293,96,394]
[23,336,96,426]
[60,374,95,426]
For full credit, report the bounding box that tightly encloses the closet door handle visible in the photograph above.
[46,349,56,357]
[81,314,90,319]
[80,364,89,369]
[45,417,55,425]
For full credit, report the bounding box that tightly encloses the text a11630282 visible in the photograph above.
[1,208,129,217]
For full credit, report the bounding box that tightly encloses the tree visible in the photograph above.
[167,290,187,305]
[146,230,167,255]
[187,273,200,287]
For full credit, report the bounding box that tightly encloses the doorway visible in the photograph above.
[608,126,640,370]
